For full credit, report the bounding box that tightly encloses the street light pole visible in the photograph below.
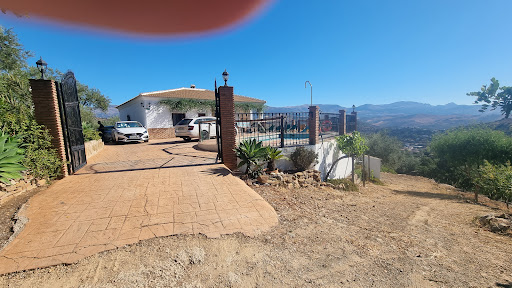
[305,81,312,106]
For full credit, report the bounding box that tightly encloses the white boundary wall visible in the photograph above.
[363,155,381,179]
[236,139,353,180]
[276,139,352,180]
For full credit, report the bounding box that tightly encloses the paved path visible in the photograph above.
[0,139,278,274]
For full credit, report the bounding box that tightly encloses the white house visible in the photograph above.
[116,85,266,139]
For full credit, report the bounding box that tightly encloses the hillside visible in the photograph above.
[265,101,501,130]
[477,118,512,135]
[362,113,501,129]
[94,105,119,119]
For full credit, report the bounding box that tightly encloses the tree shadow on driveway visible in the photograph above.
[393,190,462,201]
[76,158,220,175]
[199,167,231,177]
[148,140,186,146]
[393,189,509,212]
[496,280,512,288]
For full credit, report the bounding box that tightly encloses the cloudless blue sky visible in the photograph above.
[1,0,511,107]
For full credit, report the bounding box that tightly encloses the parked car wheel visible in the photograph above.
[183,137,191,142]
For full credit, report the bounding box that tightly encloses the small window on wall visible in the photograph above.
[172,113,186,126]
[198,113,206,117]
[127,115,131,121]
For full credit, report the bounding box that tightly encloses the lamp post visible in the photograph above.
[305,81,312,106]
[36,57,48,80]
[222,69,229,86]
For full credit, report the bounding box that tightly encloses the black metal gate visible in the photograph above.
[214,79,222,163]
[56,71,87,174]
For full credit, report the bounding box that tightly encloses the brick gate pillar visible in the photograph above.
[308,106,319,145]
[29,79,68,177]
[218,85,237,171]
[339,109,346,135]
[351,111,358,131]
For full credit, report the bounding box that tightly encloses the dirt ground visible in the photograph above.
[0,173,511,287]
[0,187,45,249]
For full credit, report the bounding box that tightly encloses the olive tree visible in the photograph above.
[468,77,512,119]
[325,131,368,181]
[429,127,512,201]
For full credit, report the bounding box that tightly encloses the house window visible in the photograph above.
[198,113,206,117]
[172,113,186,126]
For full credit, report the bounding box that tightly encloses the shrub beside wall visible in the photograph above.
[290,147,318,171]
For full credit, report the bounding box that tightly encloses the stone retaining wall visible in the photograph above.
[85,139,104,159]
[0,175,46,205]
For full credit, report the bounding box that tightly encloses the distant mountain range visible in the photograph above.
[265,101,502,130]
[94,105,119,119]
[96,101,504,130]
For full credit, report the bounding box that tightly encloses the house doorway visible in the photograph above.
[172,113,186,126]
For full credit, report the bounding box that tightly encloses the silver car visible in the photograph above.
[113,121,149,143]
[175,117,217,142]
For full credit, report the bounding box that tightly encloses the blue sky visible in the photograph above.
[1,0,511,107]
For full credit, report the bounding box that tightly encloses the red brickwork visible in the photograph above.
[218,86,237,171]
[308,106,320,145]
[339,109,346,135]
[29,79,68,177]
[148,128,176,139]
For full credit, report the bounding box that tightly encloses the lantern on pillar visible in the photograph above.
[36,57,48,80]
[222,69,229,86]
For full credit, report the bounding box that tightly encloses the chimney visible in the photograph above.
[190,84,196,88]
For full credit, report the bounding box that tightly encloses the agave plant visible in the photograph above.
[0,133,26,184]
[234,139,266,176]
[265,146,288,171]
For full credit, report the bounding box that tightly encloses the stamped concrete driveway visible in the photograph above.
[0,139,278,274]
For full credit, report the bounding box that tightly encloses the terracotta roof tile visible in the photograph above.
[117,87,265,108]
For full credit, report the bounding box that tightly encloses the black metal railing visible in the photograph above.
[235,112,310,147]
[319,112,340,139]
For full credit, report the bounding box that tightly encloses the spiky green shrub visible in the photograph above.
[264,146,288,171]
[234,139,267,177]
[0,133,26,184]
